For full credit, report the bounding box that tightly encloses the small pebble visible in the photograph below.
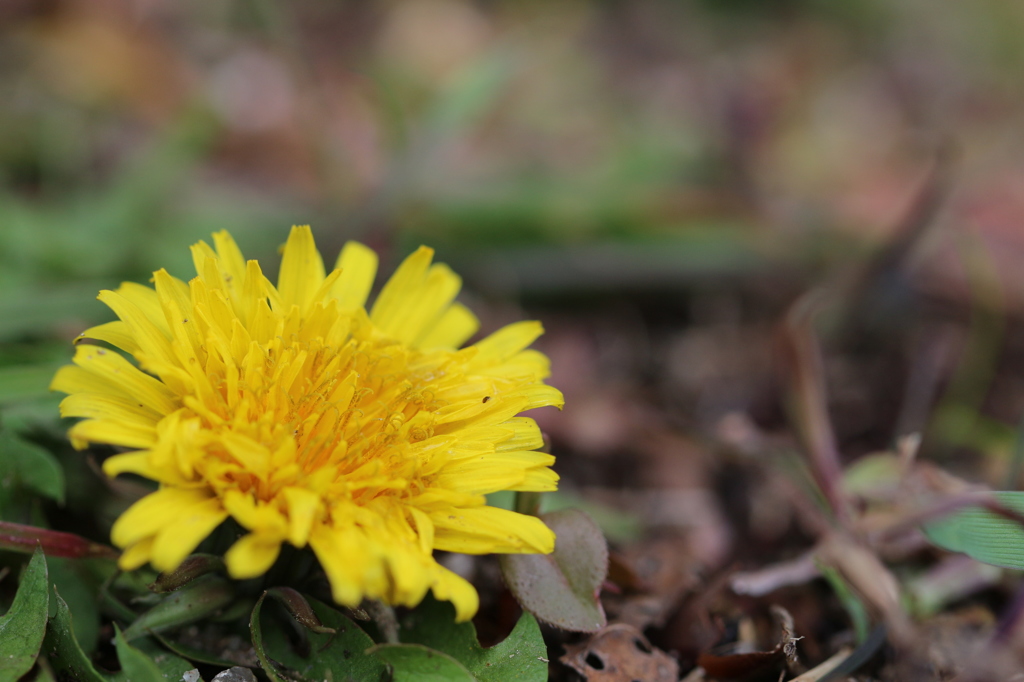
[211,667,257,682]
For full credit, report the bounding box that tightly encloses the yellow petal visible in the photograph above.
[59,392,162,425]
[508,466,560,492]
[114,281,168,335]
[111,487,216,548]
[502,384,565,411]
[408,488,486,511]
[471,321,543,366]
[98,290,177,371]
[282,486,320,547]
[75,321,139,354]
[153,269,204,362]
[236,260,263,328]
[68,419,157,449]
[150,498,229,571]
[220,432,271,480]
[433,463,524,495]
[51,365,126,399]
[225,534,282,578]
[385,263,463,345]
[309,525,373,606]
[433,399,495,426]
[103,451,184,483]
[370,246,433,332]
[430,564,479,622]
[430,506,555,554]
[222,489,288,534]
[480,349,551,381]
[212,230,247,304]
[332,241,378,310]
[277,225,325,312]
[155,267,191,301]
[190,240,218,284]
[305,269,343,316]
[384,545,432,607]
[406,506,435,554]
[434,395,530,433]
[118,537,154,571]
[416,302,479,350]
[434,451,555,495]
[71,345,178,415]
[495,418,544,452]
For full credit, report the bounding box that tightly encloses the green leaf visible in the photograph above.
[127,638,196,682]
[399,594,547,681]
[0,430,65,512]
[122,574,234,641]
[148,554,225,593]
[924,492,1024,569]
[26,658,58,682]
[250,594,285,682]
[112,627,169,682]
[153,632,248,670]
[0,547,49,680]
[42,589,194,682]
[499,508,608,632]
[265,587,336,634]
[368,644,475,682]
[818,563,870,644]
[250,592,386,682]
[42,590,106,682]
[49,557,101,654]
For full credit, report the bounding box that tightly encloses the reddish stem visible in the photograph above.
[0,521,118,560]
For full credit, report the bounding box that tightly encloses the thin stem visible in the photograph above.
[365,600,400,644]
[1005,411,1024,490]
[514,491,542,517]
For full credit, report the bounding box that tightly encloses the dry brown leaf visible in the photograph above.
[730,552,820,597]
[560,623,679,682]
[605,536,699,629]
[696,606,800,682]
[816,532,914,644]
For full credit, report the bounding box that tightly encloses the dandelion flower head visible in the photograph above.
[51,226,562,620]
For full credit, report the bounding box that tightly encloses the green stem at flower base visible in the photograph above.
[514,491,542,517]
[365,599,400,643]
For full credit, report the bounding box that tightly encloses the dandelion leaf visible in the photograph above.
[369,643,476,682]
[44,589,192,682]
[49,556,101,653]
[43,590,106,682]
[0,430,64,518]
[499,508,608,633]
[112,627,190,682]
[250,592,385,682]
[0,547,49,680]
[122,574,234,641]
[397,593,547,681]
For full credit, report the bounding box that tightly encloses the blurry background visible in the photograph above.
[8,0,1024,601]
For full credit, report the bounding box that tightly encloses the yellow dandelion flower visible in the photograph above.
[51,226,562,621]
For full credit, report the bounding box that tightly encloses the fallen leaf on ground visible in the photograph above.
[560,623,679,682]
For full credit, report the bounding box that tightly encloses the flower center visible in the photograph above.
[185,321,450,505]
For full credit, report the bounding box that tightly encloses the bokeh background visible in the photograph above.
[9,1,1024,673]
[9,0,1024,460]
